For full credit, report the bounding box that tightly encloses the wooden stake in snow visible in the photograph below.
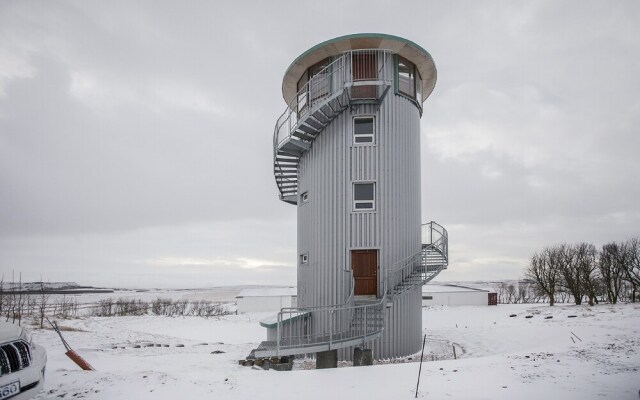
[46,317,95,371]
[570,331,582,342]
[415,334,427,398]
[453,344,457,360]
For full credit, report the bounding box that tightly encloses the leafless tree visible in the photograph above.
[506,284,518,303]
[9,272,28,325]
[574,243,599,306]
[557,244,585,305]
[623,237,640,302]
[517,280,533,303]
[37,281,49,328]
[599,242,628,304]
[557,288,570,303]
[526,246,561,306]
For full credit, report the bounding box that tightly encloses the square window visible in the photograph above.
[300,191,309,203]
[354,117,375,144]
[300,253,309,264]
[353,182,375,210]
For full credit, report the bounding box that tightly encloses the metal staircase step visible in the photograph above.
[275,156,299,163]
[309,112,329,125]
[301,118,324,131]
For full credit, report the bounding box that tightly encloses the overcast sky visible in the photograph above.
[1,1,639,288]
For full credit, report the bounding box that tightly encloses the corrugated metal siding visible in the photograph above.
[297,72,424,358]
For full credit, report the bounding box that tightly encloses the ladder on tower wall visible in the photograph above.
[273,49,394,204]
[248,222,448,359]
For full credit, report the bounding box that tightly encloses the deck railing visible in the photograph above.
[385,222,449,299]
[269,222,448,357]
[275,275,385,356]
[273,49,393,151]
[422,221,448,267]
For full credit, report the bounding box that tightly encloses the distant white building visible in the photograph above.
[235,288,297,313]
[422,284,493,306]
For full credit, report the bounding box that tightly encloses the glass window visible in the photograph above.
[300,191,309,203]
[397,56,416,98]
[354,116,374,144]
[309,57,331,103]
[296,71,309,115]
[353,182,375,210]
[300,253,308,264]
[416,70,423,104]
[296,57,332,113]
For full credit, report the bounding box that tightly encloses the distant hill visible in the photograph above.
[0,281,114,294]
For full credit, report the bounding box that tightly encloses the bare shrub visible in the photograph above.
[114,298,148,316]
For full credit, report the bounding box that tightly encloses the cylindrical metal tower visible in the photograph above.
[271,33,442,360]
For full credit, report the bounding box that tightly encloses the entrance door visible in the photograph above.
[351,53,377,99]
[351,250,378,296]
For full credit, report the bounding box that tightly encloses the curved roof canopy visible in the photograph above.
[282,33,437,105]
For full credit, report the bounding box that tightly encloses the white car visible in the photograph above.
[0,323,46,400]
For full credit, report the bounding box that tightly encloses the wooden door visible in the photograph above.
[351,53,377,99]
[351,250,378,296]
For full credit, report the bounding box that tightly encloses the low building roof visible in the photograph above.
[422,284,489,294]
[235,287,296,298]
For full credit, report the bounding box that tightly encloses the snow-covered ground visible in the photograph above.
[29,303,639,399]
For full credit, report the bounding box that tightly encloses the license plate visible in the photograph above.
[0,381,20,400]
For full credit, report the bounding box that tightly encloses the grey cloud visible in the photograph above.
[1,0,639,286]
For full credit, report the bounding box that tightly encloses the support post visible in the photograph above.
[364,307,368,340]
[415,334,427,398]
[329,310,333,350]
[316,349,337,369]
[353,347,373,367]
[276,312,281,357]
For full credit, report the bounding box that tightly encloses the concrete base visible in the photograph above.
[353,348,373,366]
[316,350,338,369]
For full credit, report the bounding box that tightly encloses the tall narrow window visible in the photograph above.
[308,57,331,103]
[397,56,416,98]
[354,116,375,144]
[351,52,377,99]
[353,182,375,210]
[415,69,423,103]
[297,57,332,114]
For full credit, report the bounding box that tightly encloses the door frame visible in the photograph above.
[350,249,379,297]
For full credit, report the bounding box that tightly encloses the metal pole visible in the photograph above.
[276,312,281,357]
[329,310,333,350]
[415,334,427,398]
[430,223,433,245]
[364,307,368,340]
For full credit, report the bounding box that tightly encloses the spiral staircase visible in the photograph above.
[254,49,448,359]
[274,49,393,205]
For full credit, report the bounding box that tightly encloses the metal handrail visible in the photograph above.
[422,221,448,265]
[385,222,449,298]
[275,273,386,356]
[273,49,393,151]
[272,223,448,356]
[273,50,393,201]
